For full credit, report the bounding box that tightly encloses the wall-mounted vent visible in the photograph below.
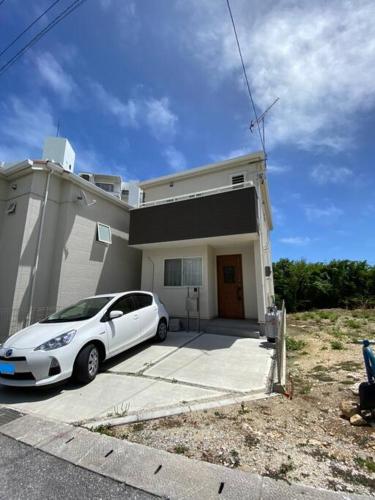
[7,202,16,215]
[231,173,245,185]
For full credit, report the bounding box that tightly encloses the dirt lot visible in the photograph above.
[97,309,375,496]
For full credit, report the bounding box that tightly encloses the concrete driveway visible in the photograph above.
[0,332,274,425]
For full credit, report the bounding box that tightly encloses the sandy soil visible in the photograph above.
[98,309,375,496]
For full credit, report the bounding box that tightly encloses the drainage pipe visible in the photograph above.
[26,163,53,326]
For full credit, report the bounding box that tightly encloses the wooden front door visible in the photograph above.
[217,254,244,319]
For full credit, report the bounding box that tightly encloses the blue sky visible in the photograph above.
[1,0,374,263]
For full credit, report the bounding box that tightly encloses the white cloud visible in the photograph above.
[33,52,76,101]
[305,203,343,221]
[272,204,285,225]
[145,98,178,141]
[267,164,290,175]
[90,82,139,127]
[75,145,129,178]
[280,236,311,246]
[178,0,375,151]
[164,146,187,171]
[211,147,250,162]
[310,164,353,184]
[0,97,56,162]
[91,83,178,141]
[99,0,112,9]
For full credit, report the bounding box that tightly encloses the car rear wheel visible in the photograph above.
[154,320,168,342]
[73,344,99,384]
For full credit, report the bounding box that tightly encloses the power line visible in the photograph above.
[0,0,89,77]
[0,0,63,59]
[225,0,266,156]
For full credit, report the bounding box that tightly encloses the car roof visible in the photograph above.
[86,291,154,300]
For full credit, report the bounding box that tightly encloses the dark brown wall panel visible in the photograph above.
[129,186,258,245]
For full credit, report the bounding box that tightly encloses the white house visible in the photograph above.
[129,151,274,328]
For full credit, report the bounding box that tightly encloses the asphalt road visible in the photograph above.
[0,434,160,500]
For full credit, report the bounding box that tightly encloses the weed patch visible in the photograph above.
[330,340,344,350]
[354,457,375,472]
[132,422,145,432]
[286,337,306,351]
[174,444,189,455]
[95,425,113,436]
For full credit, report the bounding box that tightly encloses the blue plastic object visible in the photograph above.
[363,340,375,384]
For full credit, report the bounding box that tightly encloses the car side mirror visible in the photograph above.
[109,310,123,320]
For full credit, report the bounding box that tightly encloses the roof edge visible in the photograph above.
[1,160,132,210]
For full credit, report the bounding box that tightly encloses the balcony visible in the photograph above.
[129,182,258,247]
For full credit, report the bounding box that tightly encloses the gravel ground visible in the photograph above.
[98,309,375,497]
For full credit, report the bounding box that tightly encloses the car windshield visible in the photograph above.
[40,297,112,323]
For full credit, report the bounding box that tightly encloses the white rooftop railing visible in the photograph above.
[139,180,254,208]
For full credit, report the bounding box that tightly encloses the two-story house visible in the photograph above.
[129,151,274,329]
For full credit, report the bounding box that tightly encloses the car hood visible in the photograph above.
[2,321,84,349]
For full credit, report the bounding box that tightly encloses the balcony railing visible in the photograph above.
[139,180,254,208]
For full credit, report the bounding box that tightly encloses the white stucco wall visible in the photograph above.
[141,242,258,320]
[142,161,262,203]
[141,245,210,319]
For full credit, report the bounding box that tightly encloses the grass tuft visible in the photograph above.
[286,337,306,351]
[330,340,344,350]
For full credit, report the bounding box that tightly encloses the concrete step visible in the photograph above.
[203,326,261,339]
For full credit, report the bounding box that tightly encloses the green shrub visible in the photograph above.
[330,340,344,350]
[286,337,306,351]
[345,319,362,330]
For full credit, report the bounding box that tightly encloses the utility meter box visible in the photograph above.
[185,288,200,313]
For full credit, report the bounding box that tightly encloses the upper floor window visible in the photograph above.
[96,182,114,193]
[97,223,112,244]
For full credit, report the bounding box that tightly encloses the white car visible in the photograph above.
[0,291,169,387]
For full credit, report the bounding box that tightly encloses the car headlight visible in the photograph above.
[34,330,76,351]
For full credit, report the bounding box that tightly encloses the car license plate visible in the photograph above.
[0,362,15,375]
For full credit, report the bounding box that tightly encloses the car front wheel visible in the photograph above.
[154,320,168,342]
[73,344,99,384]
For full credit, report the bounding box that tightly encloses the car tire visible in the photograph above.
[73,344,99,384]
[154,320,168,342]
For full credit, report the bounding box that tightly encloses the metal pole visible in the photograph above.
[26,165,53,326]
[197,288,200,332]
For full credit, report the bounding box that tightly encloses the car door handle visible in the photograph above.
[133,314,139,320]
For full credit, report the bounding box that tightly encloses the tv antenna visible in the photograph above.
[249,97,279,152]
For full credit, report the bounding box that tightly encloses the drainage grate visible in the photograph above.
[0,408,23,427]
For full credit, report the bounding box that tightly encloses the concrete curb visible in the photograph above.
[83,391,276,429]
[0,413,371,500]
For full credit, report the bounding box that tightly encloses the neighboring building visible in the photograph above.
[129,152,274,327]
[78,172,140,207]
[0,148,141,341]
